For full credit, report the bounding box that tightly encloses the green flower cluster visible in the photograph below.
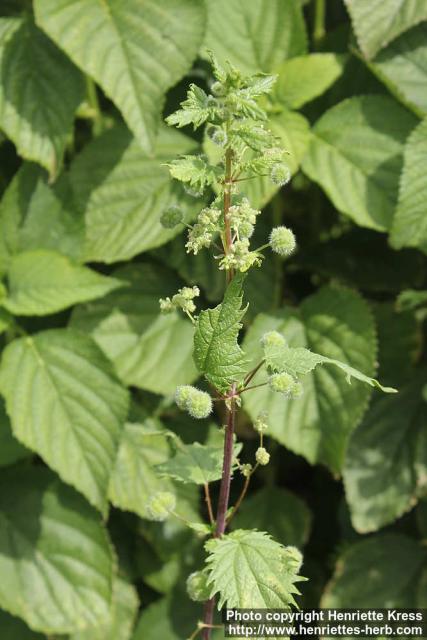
[159,286,200,315]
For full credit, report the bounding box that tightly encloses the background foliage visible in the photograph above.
[0,0,426,637]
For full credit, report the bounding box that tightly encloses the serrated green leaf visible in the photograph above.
[391,117,427,254]
[0,466,113,633]
[68,124,200,263]
[71,263,197,395]
[0,611,43,640]
[0,16,83,179]
[343,371,427,533]
[344,0,427,59]
[34,0,205,152]
[0,397,29,467]
[0,163,84,275]
[157,441,242,485]
[0,329,129,514]
[368,24,427,117]
[273,53,344,109]
[203,0,307,74]
[243,287,377,472]
[233,487,311,547]
[108,421,176,520]
[194,273,248,393]
[263,340,395,392]
[302,95,417,231]
[205,529,304,609]
[2,250,124,316]
[70,576,139,640]
[167,155,221,191]
[322,534,426,607]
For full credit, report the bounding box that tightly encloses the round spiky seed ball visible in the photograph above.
[146,491,176,521]
[255,446,270,466]
[270,226,296,257]
[284,545,303,572]
[160,205,183,229]
[261,330,286,349]
[186,570,211,602]
[270,162,291,186]
[269,372,295,395]
[290,381,304,399]
[187,389,213,419]
[175,385,194,411]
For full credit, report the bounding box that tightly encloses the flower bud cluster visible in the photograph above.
[227,197,260,240]
[254,412,268,433]
[186,206,222,254]
[269,372,303,398]
[159,286,200,315]
[146,491,176,521]
[255,446,270,466]
[269,226,296,257]
[175,385,213,419]
[219,239,262,273]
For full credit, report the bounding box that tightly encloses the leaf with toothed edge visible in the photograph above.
[0,329,129,514]
[34,0,206,152]
[205,529,305,609]
[194,273,248,393]
[0,466,114,634]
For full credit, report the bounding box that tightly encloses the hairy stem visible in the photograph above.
[202,384,237,639]
[204,483,215,525]
[224,147,234,283]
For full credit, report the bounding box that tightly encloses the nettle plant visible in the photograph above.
[148,55,395,639]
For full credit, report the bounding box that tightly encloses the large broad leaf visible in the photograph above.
[108,421,176,520]
[69,124,200,263]
[203,0,307,73]
[0,466,114,633]
[205,529,304,609]
[0,16,83,179]
[233,487,311,547]
[71,263,197,395]
[343,371,427,533]
[322,534,426,607]
[157,441,242,485]
[0,397,29,467]
[0,163,84,275]
[1,250,124,316]
[302,95,417,231]
[0,329,129,514]
[243,287,377,473]
[369,24,427,117]
[391,118,427,255]
[344,0,427,59]
[34,0,205,152]
[273,53,344,109]
[70,576,138,640]
[194,273,248,393]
